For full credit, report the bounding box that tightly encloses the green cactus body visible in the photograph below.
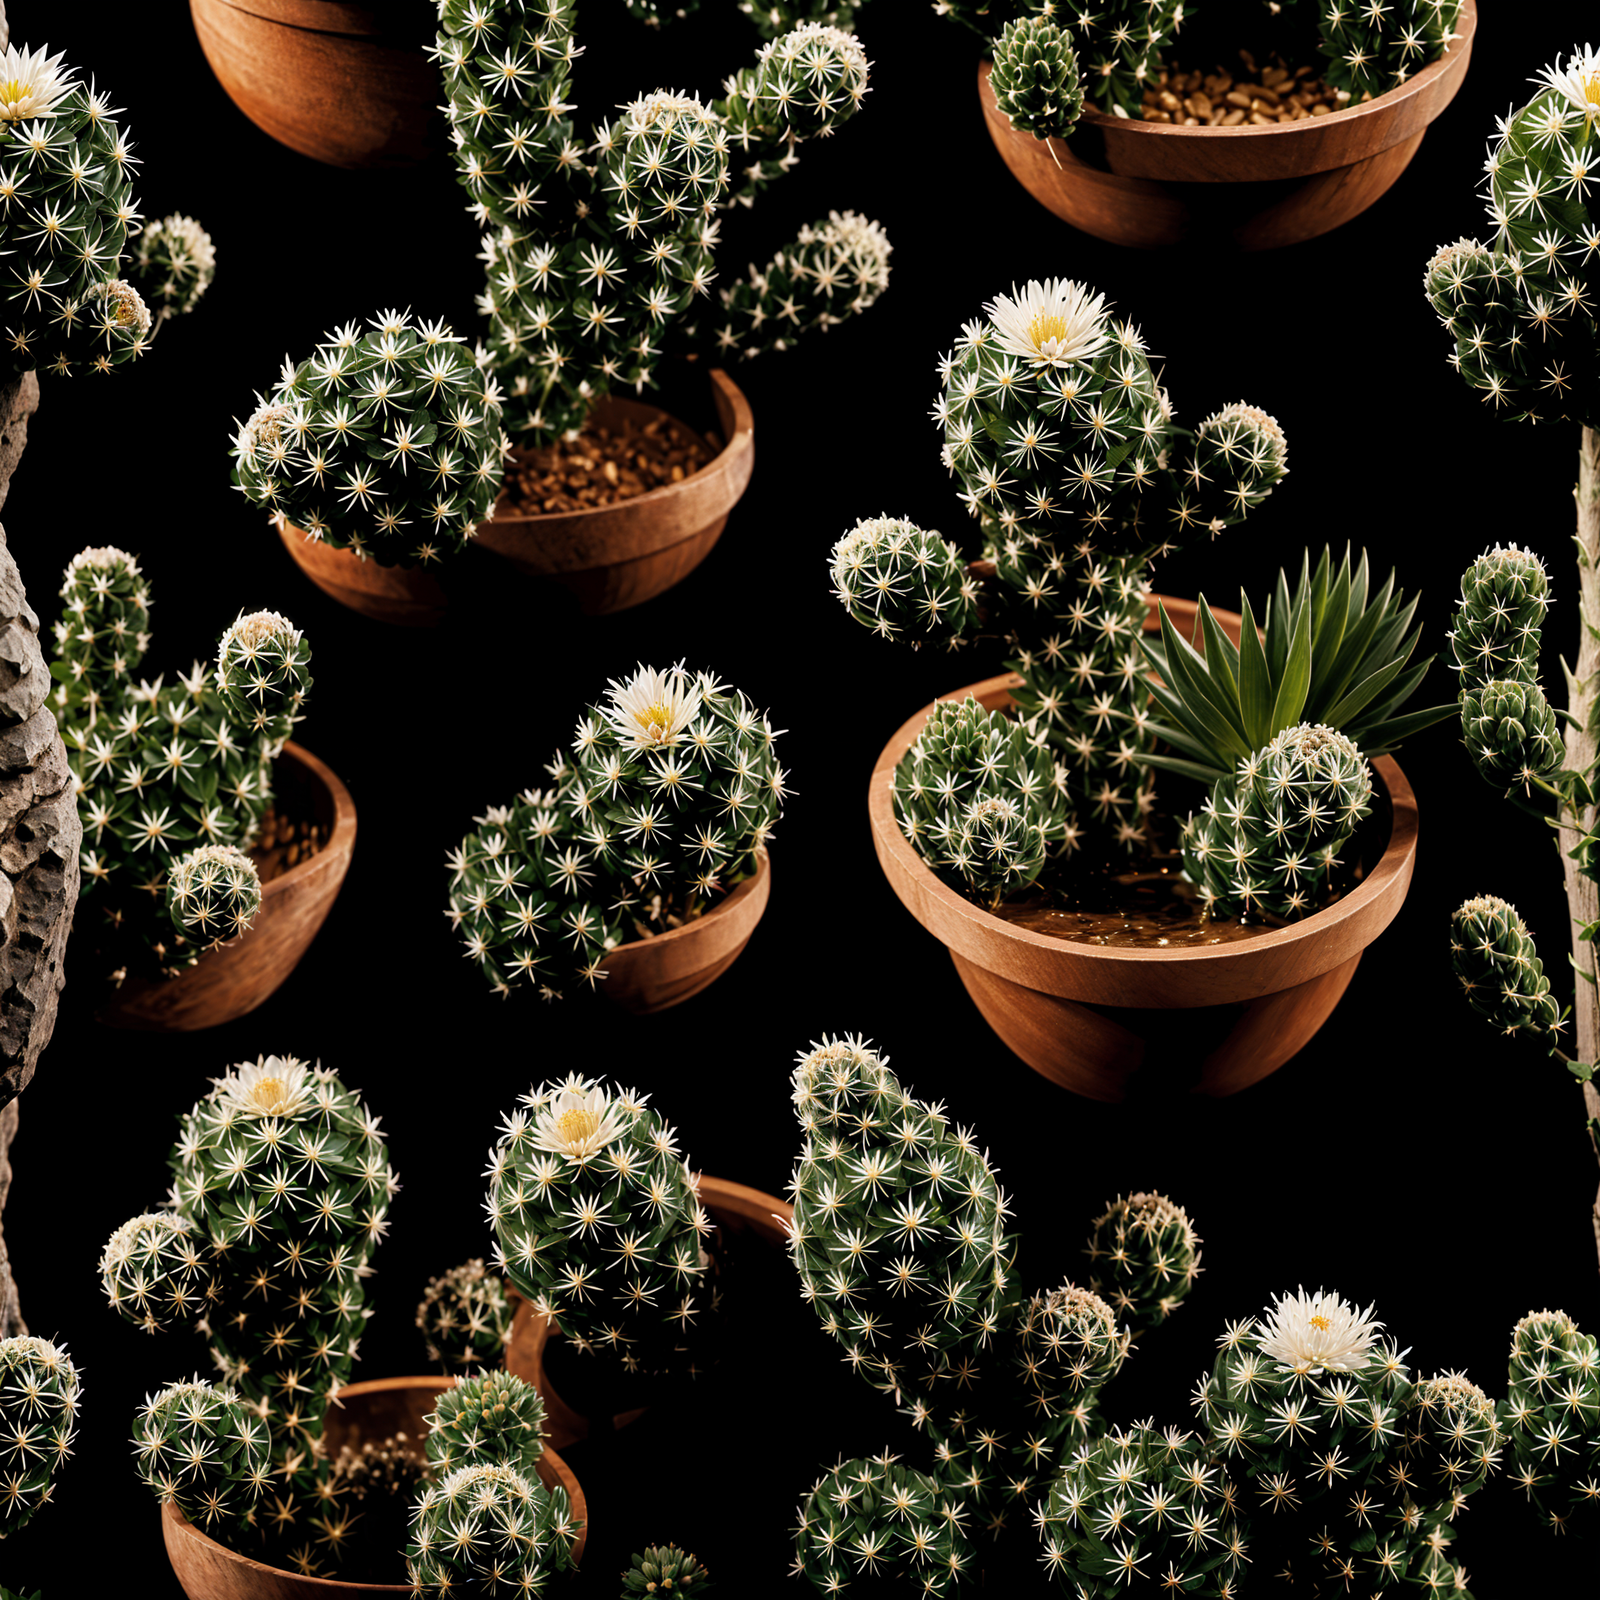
[1399,1372,1501,1524]
[892,696,1068,901]
[1498,1309,1600,1536]
[425,1370,546,1476]
[1182,723,1373,921]
[435,0,886,440]
[830,515,979,643]
[448,665,785,998]
[1316,0,1461,99]
[989,16,1083,140]
[101,1057,397,1570]
[127,213,216,323]
[1038,1422,1247,1597]
[485,1076,712,1384]
[1449,895,1562,1039]
[0,46,149,377]
[417,1260,514,1372]
[621,1543,712,1595]
[131,1379,270,1533]
[792,1455,972,1598]
[233,312,505,565]
[1459,679,1564,796]
[1085,1191,1202,1330]
[52,553,311,979]
[0,1336,80,1537]
[406,1461,579,1596]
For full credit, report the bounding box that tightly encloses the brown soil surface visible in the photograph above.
[249,805,327,883]
[1139,52,1355,125]
[498,412,717,516]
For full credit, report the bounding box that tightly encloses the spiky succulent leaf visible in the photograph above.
[1450,895,1563,1039]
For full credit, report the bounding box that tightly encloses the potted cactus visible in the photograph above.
[833,277,1448,1097]
[99,1053,587,1593]
[48,549,355,1029]
[1426,46,1600,1271]
[447,661,784,1008]
[256,1,892,624]
[950,0,1476,247]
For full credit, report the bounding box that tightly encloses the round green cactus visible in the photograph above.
[0,1336,80,1536]
[792,1455,971,1598]
[417,1259,513,1373]
[1499,1308,1600,1535]
[127,213,216,323]
[989,16,1083,141]
[425,1370,546,1477]
[1400,1370,1501,1518]
[1450,894,1563,1038]
[99,1211,214,1335]
[1014,1283,1126,1430]
[51,545,150,712]
[1182,402,1289,529]
[1318,0,1461,98]
[1450,544,1548,686]
[828,516,977,644]
[215,610,311,745]
[723,22,870,145]
[1459,677,1565,795]
[166,844,262,948]
[621,1544,711,1595]
[406,1461,579,1596]
[233,311,506,565]
[131,1378,270,1533]
[1084,1191,1202,1329]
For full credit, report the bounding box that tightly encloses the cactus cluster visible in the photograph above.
[406,1461,579,1596]
[425,1370,546,1477]
[131,1378,269,1533]
[1450,894,1563,1040]
[485,1075,713,1390]
[622,1544,712,1595]
[1315,0,1463,98]
[1084,1191,1201,1329]
[233,311,507,566]
[1499,1309,1600,1536]
[0,1336,80,1537]
[101,1056,398,1574]
[433,0,891,441]
[417,1259,514,1372]
[51,548,313,982]
[447,663,785,998]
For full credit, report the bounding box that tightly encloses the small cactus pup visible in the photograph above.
[233,310,507,569]
[49,547,319,986]
[447,663,785,1001]
[622,1543,712,1595]
[485,1075,716,1409]
[130,1377,270,1534]
[416,1259,513,1373]
[424,1369,546,1477]
[99,1056,399,1576]
[788,1035,1199,1562]
[1084,1191,1202,1329]
[433,1,891,445]
[0,1335,80,1536]
[1498,1308,1600,1536]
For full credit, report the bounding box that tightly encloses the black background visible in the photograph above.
[2,0,1593,1593]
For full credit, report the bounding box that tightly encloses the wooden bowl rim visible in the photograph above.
[1075,0,1473,145]
[868,605,1419,995]
[261,741,357,910]
[478,367,754,533]
[599,844,769,965]
[192,0,422,40]
[160,1377,587,1592]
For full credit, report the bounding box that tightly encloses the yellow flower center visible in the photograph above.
[556,1107,602,1147]
[1585,72,1600,111]
[633,701,673,740]
[249,1077,290,1115]
[1028,311,1074,351]
[0,79,29,105]
[1309,1314,1331,1332]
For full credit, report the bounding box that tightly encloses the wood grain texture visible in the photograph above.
[978,0,1474,248]
[189,0,443,168]
[505,1174,794,1449]
[97,743,357,1032]
[867,597,1419,1098]
[162,1376,587,1596]
[595,847,769,1013]
[278,524,449,629]
[471,369,756,614]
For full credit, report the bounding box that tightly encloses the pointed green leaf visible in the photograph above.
[1236,596,1274,750]
[1269,603,1312,733]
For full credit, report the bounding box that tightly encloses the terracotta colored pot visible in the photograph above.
[472,368,756,614]
[276,522,448,629]
[189,0,444,169]
[869,597,1419,1099]
[97,743,357,1032]
[596,848,770,1013]
[978,0,1474,249]
[161,1375,586,1597]
[507,1173,793,1448]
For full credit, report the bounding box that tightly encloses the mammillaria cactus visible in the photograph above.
[433,0,890,441]
[406,1460,579,1596]
[425,1370,546,1476]
[100,1056,398,1573]
[1085,1192,1201,1329]
[417,1259,513,1372]
[622,1543,712,1595]
[989,16,1083,140]
[50,548,313,982]
[126,213,216,326]
[233,311,507,567]
[447,663,785,998]
[485,1075,713,1392]
[1450,895,1563,1040]
[1315,0,1463,98]
[0,1335,79,1536]
[1499,1309,1600,1535]
[130,1378,269,1533]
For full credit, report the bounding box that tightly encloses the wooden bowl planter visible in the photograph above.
[189,0,444,169]
[869,598,1419,1100]
[595,847,770,1013]
[471,368,756,615]
[977,0,1474,249]
[161,1375,587,1598]
[97,743,357,1032]
[276,522,448,629]
[506,1173,793,1448]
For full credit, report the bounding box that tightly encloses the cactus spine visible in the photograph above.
[0,1335,80,1536]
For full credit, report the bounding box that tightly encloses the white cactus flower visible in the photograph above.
[1256,1287,1382,1376]
[529,1083,631,1159]
[216,1055,315,1119]
[1535,44,1600,122]
[985,278,1112,368]
[0,43,70,122]
[602,663,703,750]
